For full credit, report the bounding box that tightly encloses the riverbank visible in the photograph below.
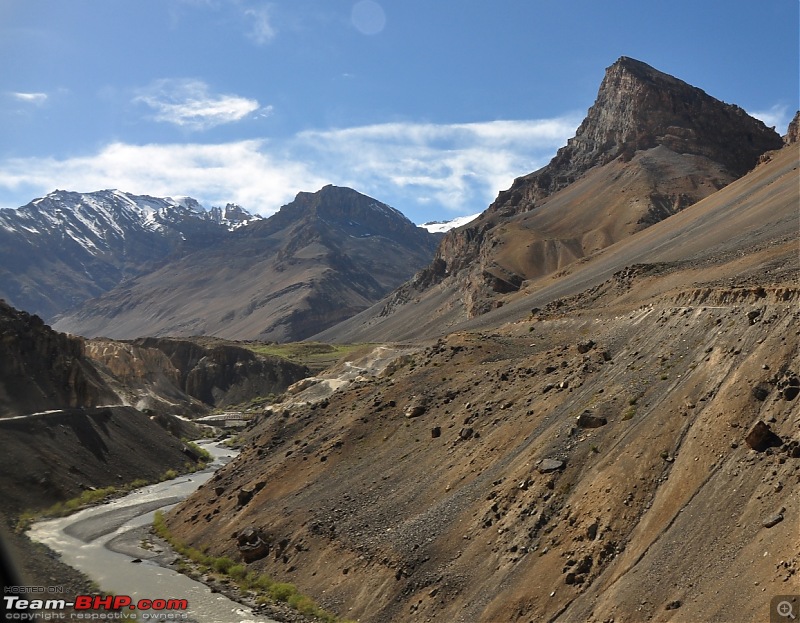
[132,525,330,623]
[1,517,96,599]
[24,442,312,623]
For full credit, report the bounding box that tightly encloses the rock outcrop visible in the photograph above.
[433,57,783,307]
[0,300,118,418]
[490,57,783,216]
[785,110,800,144]
[131,337,310,407]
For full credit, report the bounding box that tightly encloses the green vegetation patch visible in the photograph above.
[246,341,374,373]
[153,512,351,622]
[16,449,211,532]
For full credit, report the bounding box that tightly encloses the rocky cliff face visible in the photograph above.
[130,338,310,407]
[355,57,784,323]
[785,110,800,144]
[0,300,117,417]
[490,57,783,215]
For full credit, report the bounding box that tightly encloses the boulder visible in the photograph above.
[237,487,254,507]
[538,459,565,474]
[751,383,770,401]
[236,527,270,562]
[744,421,782,452]
[763,511,784,529]
[576,411,607,428]
[404,396,429,418]
[783,386,799,401]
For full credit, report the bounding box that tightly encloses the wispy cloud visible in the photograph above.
[10,91,48,106]
[134,79,264,130]
[173,0,278,45]
[294,117,580,211]
[0,116,580,218]
[0,141,324,212]
[244,5,276,44]
[748,103,792,133]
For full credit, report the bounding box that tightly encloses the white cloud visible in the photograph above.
[134,79,262,130]
[0,115,579,218]
[748,104,792,133]
[10,92,48,105]
[0,141,326,212]
[293,117,580,211]
[244,5,276,44]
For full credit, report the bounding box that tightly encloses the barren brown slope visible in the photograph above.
[162,144,799,622]
[163,286,799,623]
[0,300,118,418]
[314,141,797,344]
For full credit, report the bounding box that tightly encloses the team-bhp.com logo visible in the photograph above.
[4,594,188,620]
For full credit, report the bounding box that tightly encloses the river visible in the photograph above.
[28,440,281,623]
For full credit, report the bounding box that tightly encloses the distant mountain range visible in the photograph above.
[419,213,481,233]
[0,190,262,321]
[0,57,792,346]
[0,185,441,342]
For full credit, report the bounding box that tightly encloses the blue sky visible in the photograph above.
[1,0,797,223]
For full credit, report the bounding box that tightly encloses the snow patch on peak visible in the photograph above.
[419,213,480,233]
[369,201,409,222]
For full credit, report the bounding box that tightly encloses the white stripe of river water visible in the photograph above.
[28,441,280,623]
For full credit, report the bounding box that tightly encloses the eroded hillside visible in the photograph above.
[164,265,798,623]
[160,94,800,623]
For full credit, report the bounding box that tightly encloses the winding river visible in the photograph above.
[28,441,280,623]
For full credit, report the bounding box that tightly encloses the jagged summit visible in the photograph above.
[491,56,783,215]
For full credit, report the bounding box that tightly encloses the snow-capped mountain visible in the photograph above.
[0,189,259,245]
[0,189,261,320]
[419,213,480,233]
[207,203,261,229]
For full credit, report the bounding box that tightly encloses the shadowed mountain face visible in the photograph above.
[316,57,784,340]
[0,300,118,418]
[53,186,441,342]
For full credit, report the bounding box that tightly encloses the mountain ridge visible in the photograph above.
[53,185,441,342]
[0,189,261,320]
[162,141,800,623]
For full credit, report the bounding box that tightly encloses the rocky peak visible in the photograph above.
[390,58,786,321]
[208,203,259,228]
[490,57,783,215]
[785,111,800,144]
[261,185,426,244]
